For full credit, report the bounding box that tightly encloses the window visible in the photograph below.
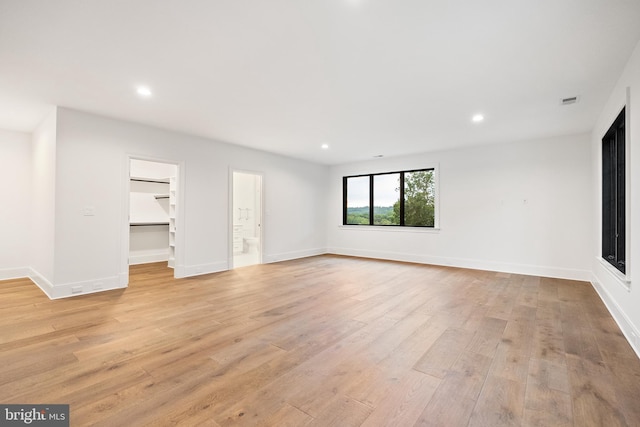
[345,175,370,224]
[374,173,400,225]
[343,168,436,227]
[602,108,625,274]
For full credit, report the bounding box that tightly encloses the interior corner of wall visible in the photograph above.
[119,271,129,287]
[28,267,55,299]
[590,271,640,359]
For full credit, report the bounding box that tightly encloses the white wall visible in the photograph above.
[30,108,57,290]
[263,162,327,260]
[130,158,176,180]
[0,129,32,279]
[129,180,171,224]
[129,224,170,264]
[47,107,328,296]
[591,39,640,356]
[327,133,593,281]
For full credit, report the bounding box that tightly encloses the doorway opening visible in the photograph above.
[232,171,263,268]
[127,158,179,277]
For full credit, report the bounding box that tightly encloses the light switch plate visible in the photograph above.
[82,206,95,216]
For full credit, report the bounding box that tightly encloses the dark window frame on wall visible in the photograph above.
[602,107,626,274]
[343,168,437,227]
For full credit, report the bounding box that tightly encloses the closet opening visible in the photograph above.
[127,158,179,278]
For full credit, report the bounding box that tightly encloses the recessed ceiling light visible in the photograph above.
[472,114,484,123]
[136,86,152,97]
[321,143,329,150]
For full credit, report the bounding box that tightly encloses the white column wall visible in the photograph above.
[30,108,57,290]
[0,129,32,279]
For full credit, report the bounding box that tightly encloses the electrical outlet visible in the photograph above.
[71,286,83,294]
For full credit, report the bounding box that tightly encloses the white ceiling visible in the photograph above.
[1,0,639,165]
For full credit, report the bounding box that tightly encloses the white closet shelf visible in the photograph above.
[168,175,177,269]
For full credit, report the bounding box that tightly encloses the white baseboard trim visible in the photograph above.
[326,247,592,281]
[263,248,327,264]
[129,252,169,265]
[177,248,329,278]
[27,267,126,299]
[119,271,129,287]
[50,275,125,300]
[28,268,56,298]
[591,274,640,359]
[178,261,228,278]
[0,267,31,281]
[2,267,127,300]
[0,267,58,299]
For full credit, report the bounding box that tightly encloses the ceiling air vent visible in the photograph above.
[561,96,579,105]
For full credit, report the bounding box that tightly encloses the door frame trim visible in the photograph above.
[121,155,184,284]
[229,168,264,269]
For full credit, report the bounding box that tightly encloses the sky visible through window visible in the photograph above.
[348,174,399,207]
[347,176,368,207]
[375,174,399,206]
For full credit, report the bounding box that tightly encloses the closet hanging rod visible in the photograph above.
[130,177,170,184]
[130,222,170,226]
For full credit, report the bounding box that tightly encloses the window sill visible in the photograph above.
[597,257,631,291]
[338,225,441,233]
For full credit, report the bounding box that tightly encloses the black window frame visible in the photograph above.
[343,168,436,228]
[602,107,626,274]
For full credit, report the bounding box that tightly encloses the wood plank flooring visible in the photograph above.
[1,255,639,426]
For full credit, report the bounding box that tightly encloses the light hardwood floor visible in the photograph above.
[1,255,639,426]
